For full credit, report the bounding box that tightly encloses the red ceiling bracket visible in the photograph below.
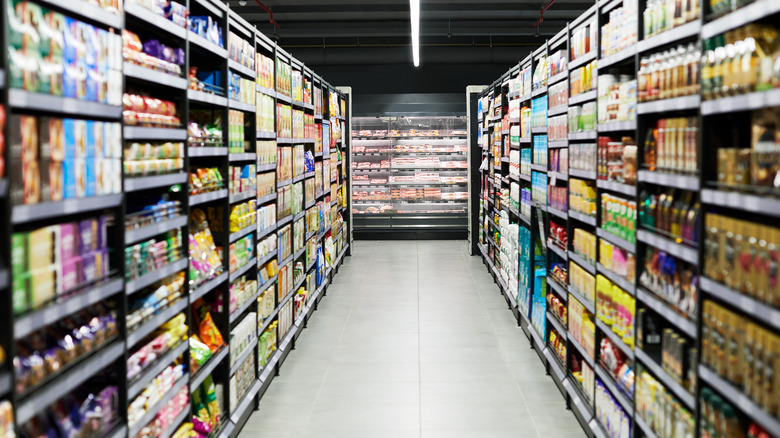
[253,0,281,29]
[532,0,557,27]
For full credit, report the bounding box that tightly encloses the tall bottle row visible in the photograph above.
[0,0,351,436]
[474,0,780,437]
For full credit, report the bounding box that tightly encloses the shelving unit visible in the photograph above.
[0,0,352,436]
[473,1,780,437]
[351,117,468,238]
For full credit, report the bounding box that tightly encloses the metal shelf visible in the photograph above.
[8,89,122,119]
[125,215,187,245]
[160,405,189,438]
[125,173,187,192]
[700,277,780,331]
[637,95,700,114]
[636,348,695,409]
[229,337,257,377]
[14,278,124,339]
[124,63,188,89]
[547,277,568,302]
[568,332,594,367]
[702,88,780,115]
[547,311,567,337]
[569,50,597,70]
[127,299,188,347]
[256,84,277,98]
[569,89,597,105]
[124,127,188,141]
[190,272,228,302]
[569,286,596,314]
[188,89,228,107]
[191,347,229,390]
[228,59,256,78]
[548,71,568,86]
[569,251,596,275]
[597,228,636,254]
[257,131,276,140]
[596,179,636,197]
[636,287,697,338]
[636,415,659,438]
[598,46,636,69]
[548,105,568,116]
[548,242,568,261]
[568,131,597,141]
[699,365,780,436]
[636,229,698,265]
[126,258,188,295]
[190,189,229,206]
[547,205,568,220]
[12,194,123,224]
[701,188,780,219]
[547,350,568,385]
[229,257,257,282]
[229,223,257,243]
[37,0,123,27]
[189,32,228,58]
[701,0,780,39]
[257,192,277,206]
[637,170,700,191]
[548,140,568,149]
[230,379,262,425]
[597,120,637,132]
[128,375,190,437]
[128,341,188,399]
[639,20,701,52]
[16,341,124,424]
[230,287,262,325]
[125,1,187,39]
[596,263,635,296]
[189,147,228,157]
[229,190,256,204]
[596,319,634,360]
[569,169,597,180]
[595,365,633,414]
[532,86,548,97]
[229,99,256,113]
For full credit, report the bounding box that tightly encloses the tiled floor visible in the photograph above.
[239,240,585,438]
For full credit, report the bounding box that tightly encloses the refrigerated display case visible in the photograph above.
[351,116,468,238]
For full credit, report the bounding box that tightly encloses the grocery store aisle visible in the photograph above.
[240,240,584,438]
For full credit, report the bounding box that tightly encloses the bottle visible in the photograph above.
[687,43,700,96]
[644,124,657,171]
[638,58,650,102]
[702,39,716,100]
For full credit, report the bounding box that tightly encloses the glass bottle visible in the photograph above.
[702,39,715,100]
[638,57,650,102]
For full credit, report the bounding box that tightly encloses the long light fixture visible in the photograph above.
[410,0,420,67]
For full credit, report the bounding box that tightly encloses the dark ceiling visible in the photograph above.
[229,0,594,66]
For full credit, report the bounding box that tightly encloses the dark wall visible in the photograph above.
[315,63,512,117]
[315,63,512,95]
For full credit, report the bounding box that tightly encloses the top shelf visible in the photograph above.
[702,0,780,39]
[40,0,123,28]
[125,2,187,40]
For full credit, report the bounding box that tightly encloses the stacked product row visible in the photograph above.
[475,0,780,437]
[0,0,351,437]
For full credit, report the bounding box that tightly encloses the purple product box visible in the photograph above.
[57,222,76,262]
[78,218,96,255]
[81,251,97,283]
[96,215,107,250]
[58,255,81,294]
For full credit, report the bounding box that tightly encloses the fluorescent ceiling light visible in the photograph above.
[410,0,420,67]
